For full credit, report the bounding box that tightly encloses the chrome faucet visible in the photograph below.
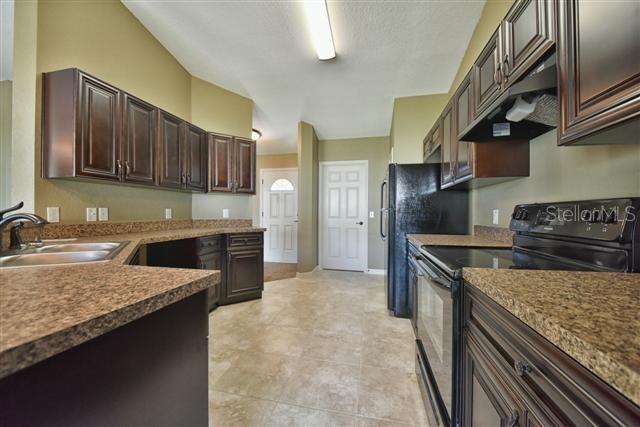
[0,202,49,251]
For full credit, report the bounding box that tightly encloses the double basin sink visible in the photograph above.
[0,241,129,268]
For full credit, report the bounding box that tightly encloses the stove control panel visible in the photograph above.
[509,198,639,242]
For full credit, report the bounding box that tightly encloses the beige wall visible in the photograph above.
[318,137,390,270]
[0,80,11,208]
[27,0,253,223]
[252,153,298,226]
[297,122,319,272]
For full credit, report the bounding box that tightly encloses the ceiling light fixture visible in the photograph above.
[303,0,336,60]
[251,128,262,141]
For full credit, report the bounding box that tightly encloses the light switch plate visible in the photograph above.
[98,207,109,221]
[369,211,375,218]
[46,207,60,223]
[222,208,230,219]
[165,208,173,220]
[492,209,500,225]
[86,208,97,222]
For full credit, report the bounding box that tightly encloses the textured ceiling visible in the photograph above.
[123,0,485,154]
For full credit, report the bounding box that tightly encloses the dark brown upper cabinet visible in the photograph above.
[502,0,555,87]
[122,93,156,186]
[208,133,234,192]
[454,73,474,182]
[440,102,455,187]
[158,110,184,190]
[184,123,208,192]
[234,138,256,194]
[473,28,503,118]
[557,0,640,145]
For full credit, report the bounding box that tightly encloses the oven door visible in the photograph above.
[415,257,453,425]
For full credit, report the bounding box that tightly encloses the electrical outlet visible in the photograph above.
[369,211,375,218]
[46,207,60,223]
[492,209,500,225]
[98,207,109,221]
[222,208,230,219]
[165,208,172,220]
[86,208,97,222]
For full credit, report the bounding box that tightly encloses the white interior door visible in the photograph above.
[261,168,298,263]
[320,161,368,272]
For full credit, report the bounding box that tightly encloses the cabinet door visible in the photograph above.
[158,111,184,189]
[557,0,640,145]
[122,93,156,185]
[407,261,418,335]
[77,72,120,180]
[208,134,233,192]
[473,28,503,118]
[454,74,474,182]
[234,138,256,193]
[226,248,263,302]
[185,124,207,192]
[440,103,455,187]
[502,0,555,87]
[198,252,222,311]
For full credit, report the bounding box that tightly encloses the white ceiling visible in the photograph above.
[123,0,485,154]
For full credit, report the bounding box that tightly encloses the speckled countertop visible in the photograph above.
[407,233,512,248]
[463,269,640,406]
[0,226,265,379]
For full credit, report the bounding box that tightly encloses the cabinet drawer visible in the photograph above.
[227,233,263,248]
[464,284,640,425]
[196,235,222,254]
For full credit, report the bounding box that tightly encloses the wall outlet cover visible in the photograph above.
[492,209,500,225]
[98,207,109,221]
[46,207,60,223]
[222,208,230,219]
[165,208,172,220]
[369,211,375,218]
[86,208,97,222]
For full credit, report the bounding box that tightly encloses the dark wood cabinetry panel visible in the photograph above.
[77,72,121,180]
[198,251,222,310]
[502,0,555,87]
[462,284,640,425]
[158,110,184,189]
[440,102,455,187]
[122,93,156,185]
[473,28,502,118]
[557,0,640,145]
[454,73,474,182]
[208,133,234,192]
[234,138,256,194]
[185,124,208,192]
[226,247,263,303]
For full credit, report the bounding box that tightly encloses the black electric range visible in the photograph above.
[412,198,640,427]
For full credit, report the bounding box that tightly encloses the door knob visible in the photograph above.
[356,221,364,225]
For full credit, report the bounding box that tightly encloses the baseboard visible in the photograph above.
[366,269,385,275]
[296,265,320,278]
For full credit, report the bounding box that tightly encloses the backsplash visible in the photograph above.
[473,225,513,244]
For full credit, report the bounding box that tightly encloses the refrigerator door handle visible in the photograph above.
[380,179,387,239]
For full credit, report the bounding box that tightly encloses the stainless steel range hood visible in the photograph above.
[460,55,558,142]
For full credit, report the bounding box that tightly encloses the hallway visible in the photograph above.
[209,270,429,426]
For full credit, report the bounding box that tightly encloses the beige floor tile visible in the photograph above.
[280,358,361,413]
[306,329,363,365]
[209,391,276,427]
[361,334,415,373]
[358,366,429,426]
[361,312,414,340]
[265,403,360,427]
[356,416,417,427]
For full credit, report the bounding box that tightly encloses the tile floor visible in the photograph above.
[209,270,430,426]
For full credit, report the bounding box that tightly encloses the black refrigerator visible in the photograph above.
[381,163,469,318]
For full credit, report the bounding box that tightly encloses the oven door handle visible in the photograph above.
[417,259,451,289]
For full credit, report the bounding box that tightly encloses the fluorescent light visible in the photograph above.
[303,0,336,60]
[251,129,262,141]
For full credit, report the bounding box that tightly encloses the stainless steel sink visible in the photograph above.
[0,241,129,268]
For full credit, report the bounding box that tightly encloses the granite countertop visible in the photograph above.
[0,225,265,379]
[407,233,512,248]
[463,268,640,406]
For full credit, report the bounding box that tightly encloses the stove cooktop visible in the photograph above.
[420,246,599,276]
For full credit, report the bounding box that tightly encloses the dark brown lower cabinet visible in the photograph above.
[462,283,640,426]
[224,246,264,304]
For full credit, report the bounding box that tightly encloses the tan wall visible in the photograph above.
[297,122,318,272]
[390,94,449,164]
[0,80,11,208]
[318,137,390,270]
[252,153,298,226]
[28,0,253,223]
